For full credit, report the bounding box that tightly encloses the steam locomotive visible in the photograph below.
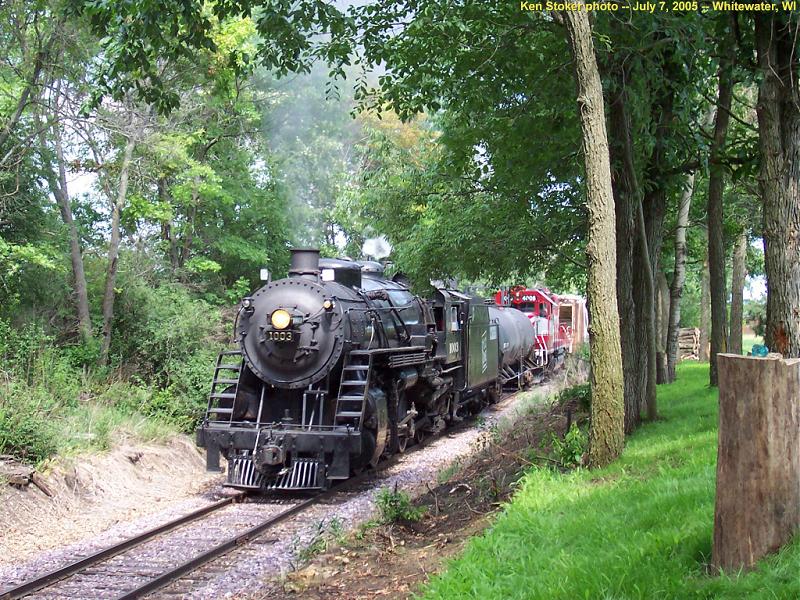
[196,249,546,491]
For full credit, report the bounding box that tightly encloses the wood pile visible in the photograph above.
[679,327,700,360]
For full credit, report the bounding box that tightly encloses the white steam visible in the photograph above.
[362,236,392,259]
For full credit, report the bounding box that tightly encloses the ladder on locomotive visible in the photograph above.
[334,350,373,428]
[206,349,244,424]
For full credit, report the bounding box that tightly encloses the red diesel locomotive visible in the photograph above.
[493,285,587,370]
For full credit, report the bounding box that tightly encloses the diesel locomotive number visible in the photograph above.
[267,331,294,342]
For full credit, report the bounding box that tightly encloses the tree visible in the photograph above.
[33,83,93,340]
[562,5,624,467]
[728,231,748,355]
[665,173,696,381]
[94,101,145,365]
[0,1,65,172]
[754,14,800,358]
[707,28,735,385]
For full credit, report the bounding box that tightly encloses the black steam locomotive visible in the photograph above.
[196,248,541,491]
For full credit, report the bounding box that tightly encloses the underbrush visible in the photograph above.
[376,486,426,523]
[421,362,800,599]
[0,292,226,464]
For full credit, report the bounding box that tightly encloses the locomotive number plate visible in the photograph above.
[267,331,294,342]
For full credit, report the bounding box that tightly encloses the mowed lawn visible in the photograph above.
[421,362,800,599]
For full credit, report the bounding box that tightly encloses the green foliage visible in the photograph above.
[0,388,58,463]
[555,383,591,412]
[110,279,223,377]
[550,424,586,469]
[107,277,223,431]
[138,387,203,433]
[375,487,426,523]
[296,517,346,562]
[224,276,251,305]
[421,363,800,599]
[745,299,766,338]
[62,337,102,370]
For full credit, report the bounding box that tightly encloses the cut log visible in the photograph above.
[30,472,54,497]
[713,354,800,572]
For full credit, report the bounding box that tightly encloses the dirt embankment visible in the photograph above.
[263,390,587,599]
[0,436,221,565]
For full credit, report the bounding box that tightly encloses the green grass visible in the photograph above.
[420,363,800,599]
[1,376,182,465]
[56,404,178,456]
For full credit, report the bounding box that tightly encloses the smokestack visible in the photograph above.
[289,248,321,276]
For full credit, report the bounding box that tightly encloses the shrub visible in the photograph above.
[110,281,224,381]
[375,487,426,523]
[0,318,52,381]
[556,382,591,412]
[140,386,204,433]
[62,337,102,369]
[0,385,58,463]
[94,381,202,434]
[551,423,587,468]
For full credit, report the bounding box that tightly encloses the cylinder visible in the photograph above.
[489,306,536,365]
[289,248,321,276]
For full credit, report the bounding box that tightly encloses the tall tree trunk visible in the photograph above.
[666,173,696,381]
[729,232,747,355]
[656,269,669,383]
[99,136,136,366]
[636,198,658,420]
[642,78,675,390]
[608,78,657,423]
[755,15,800,358]
[608,87,640,435]
[707,36,735,385]
[563,5,624,467]
[35,112,93,340]
[700,247,711,361]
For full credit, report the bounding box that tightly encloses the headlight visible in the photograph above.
[271,309,292,330]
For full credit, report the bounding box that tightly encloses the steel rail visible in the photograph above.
[117,494,321,599]
[0,492,245,600]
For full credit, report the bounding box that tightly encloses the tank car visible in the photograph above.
[494,285,571,370]
[197,249,540,491]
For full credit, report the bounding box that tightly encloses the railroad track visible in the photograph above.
[0,491,324,600]
[0,387,535,600]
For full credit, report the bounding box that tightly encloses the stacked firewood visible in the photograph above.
[678,327,701,361]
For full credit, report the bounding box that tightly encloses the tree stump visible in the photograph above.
[713,354,800,572]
